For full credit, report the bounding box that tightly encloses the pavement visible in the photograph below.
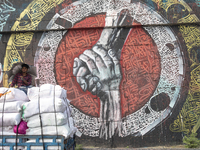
[80,145,200,150]
[82,148,200,150]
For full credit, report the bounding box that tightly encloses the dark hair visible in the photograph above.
[21,63,29,69]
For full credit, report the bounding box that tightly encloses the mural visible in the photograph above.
[34,1,185,140]
[0,0,15,85]
[0,0,200,146]
[0,0,15,40]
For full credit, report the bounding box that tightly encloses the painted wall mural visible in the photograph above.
[0,0,200,146]
[34,1,185,139]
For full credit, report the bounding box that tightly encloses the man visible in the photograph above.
[10,63,32,94]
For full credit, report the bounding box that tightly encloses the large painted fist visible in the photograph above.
[73,45,122,97]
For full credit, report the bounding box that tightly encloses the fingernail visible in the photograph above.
[93,45,98,51]
[81,83,86,91]
[92,86,97,94]
[93,77,98,83]
[73,61,77,68]
[96,82,102,90]
[108,49,115,56]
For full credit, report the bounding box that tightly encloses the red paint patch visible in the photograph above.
[120,22,161,117]
[55,14,106,117]
[55,15,161,118]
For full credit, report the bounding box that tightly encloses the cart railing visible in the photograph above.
[0,135,75,150]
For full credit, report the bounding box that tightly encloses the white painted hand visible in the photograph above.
[73,45,122,96]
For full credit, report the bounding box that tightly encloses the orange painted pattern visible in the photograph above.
[55,14,106,117]
[120,22,161,117]
[0,91,11,98]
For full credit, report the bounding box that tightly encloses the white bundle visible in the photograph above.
[0,113,21,126]
[22,97,67,119]
[0,101,24,113]
[68,117,77,138]
[27,84,67,101]
[26,124,71,139]
[0,126,26,150]
[25,139,62,150]
[64,99,72,118]
[0,88,29,102]
[0,126,15,135]
[26,111,69,128]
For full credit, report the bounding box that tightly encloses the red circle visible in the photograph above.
[55,14,161,117]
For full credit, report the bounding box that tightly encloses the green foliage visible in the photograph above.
[75,144,83,150]
[183,133,200,148]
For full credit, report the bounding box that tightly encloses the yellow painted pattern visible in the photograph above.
[151,0,192,12]
[152,0,200,135]
[169,10,200,135]
[151,0,178,10]
[3,0,63,87]
[151,0,200,134]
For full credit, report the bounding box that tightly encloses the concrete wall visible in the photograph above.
[0,0,200,148]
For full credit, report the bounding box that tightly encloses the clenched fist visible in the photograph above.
[73,45,122,97]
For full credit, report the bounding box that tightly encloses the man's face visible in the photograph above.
[22,67,28,73]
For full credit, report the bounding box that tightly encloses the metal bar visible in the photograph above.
[0,135,75,150]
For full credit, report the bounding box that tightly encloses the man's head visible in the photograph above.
[21,63,29,73]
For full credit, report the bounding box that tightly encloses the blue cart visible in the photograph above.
[0,135,75,150]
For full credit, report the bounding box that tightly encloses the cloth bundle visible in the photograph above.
[23,84,77,139]
[27,84,67,101]
[0,87,29,137]
[0,88,29,102]
[0,84,78,148]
